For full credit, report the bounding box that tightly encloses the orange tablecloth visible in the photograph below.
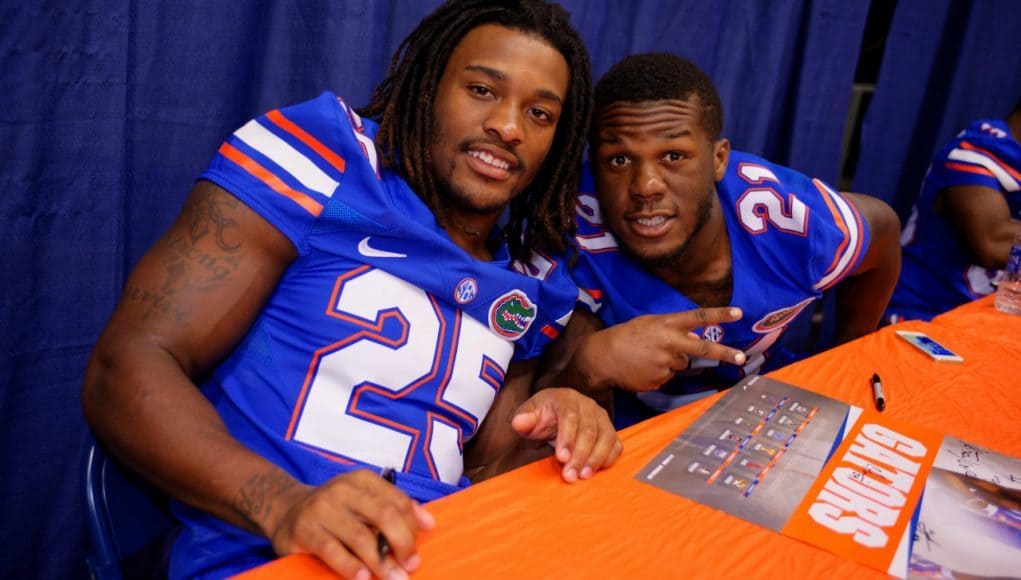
[240,296,1021,579]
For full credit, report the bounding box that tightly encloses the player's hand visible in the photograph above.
[577,307,746,392]
[511,388,623,483]
[264,469,435,580]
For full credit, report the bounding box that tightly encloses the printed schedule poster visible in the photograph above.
[638,375,1021,578]
[636,375,856,531]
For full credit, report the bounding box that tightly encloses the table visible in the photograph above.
[239,296,1021,579]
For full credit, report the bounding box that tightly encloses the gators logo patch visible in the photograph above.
[488,290,537,340]
[752,297,815,333]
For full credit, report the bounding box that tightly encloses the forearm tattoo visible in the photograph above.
[234,468,298,526]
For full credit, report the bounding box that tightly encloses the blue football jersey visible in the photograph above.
[170,92,578,578]
[887,120,1021,322]
[571,152,869,416]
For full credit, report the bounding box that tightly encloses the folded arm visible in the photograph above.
[937,184,1021,269]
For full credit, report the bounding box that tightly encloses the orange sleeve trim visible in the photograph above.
[815,180,850,278]
[219,142,323,216]
[960,141,1021,181]
[541,324,561,340]
[944,160,995,178]
[813,180,865,292]
[266,109,347,174]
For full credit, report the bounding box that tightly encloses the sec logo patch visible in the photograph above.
[454,277,478,305]
[702,324,724,343]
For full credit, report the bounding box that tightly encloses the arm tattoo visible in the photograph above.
[124,283,188,323]
[163,233,238,288]
[168,190,245,288]
[189,191,242,251]
[127,190,248,322]
[234,468,298,525]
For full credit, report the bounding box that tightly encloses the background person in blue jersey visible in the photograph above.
[541,54,901,428]
[81,2,623,578]
[885,99,1021,323]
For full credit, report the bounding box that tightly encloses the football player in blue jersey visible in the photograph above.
[82,2,627,578]
[886,99,1021,322]
[541,54,901,428]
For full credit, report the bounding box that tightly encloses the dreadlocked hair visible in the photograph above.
[592,53,723,147]
[357,0,592,262]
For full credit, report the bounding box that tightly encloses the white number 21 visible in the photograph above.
[735,163,809,235]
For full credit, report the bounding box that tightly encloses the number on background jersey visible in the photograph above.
[739,327,785,375]
[575,193,618,252]
[965,265,1001,297]
[737,189,809,235]
[289,267,512,484]
[513,249,557,281]
[685,325,783,377]
[737,163,780,184]
[735,163,808,235]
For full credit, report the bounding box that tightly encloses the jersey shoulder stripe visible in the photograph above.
[812,179,865,291]
[946,141,1021,192]
[216,94,370,221]
[232,117,340,200]
[217,141,325,216]
[944,160,995,179]
[266,109,347,175]
[202,92,388,252]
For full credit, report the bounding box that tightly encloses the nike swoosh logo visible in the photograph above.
[358,236,407,258]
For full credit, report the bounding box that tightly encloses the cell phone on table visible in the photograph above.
[895,330,964,363]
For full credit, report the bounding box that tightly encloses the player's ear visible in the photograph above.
[713,138,730,181]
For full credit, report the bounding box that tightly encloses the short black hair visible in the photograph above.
[358,0,592,261]
[592,53,723,141]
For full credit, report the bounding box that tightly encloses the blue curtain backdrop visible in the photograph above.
[853,0,1021,219]
[0,1,1009,577]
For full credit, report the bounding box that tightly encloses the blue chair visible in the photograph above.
[81,434,177,579]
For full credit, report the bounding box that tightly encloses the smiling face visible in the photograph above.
[430,24,569,218]
[591,96,730,269]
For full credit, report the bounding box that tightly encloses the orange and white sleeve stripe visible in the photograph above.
[221,109,349,216]
[945,140,1020,192]
[813,179,865,292]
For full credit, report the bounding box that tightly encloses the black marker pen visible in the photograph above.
[871,373,886,412]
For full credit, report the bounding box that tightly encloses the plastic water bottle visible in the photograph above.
[994,231,1021,314]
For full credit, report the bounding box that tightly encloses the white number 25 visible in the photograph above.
[288,267,513,484]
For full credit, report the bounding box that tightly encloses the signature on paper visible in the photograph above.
[914,521,940,552]
[945,442,1020,488]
